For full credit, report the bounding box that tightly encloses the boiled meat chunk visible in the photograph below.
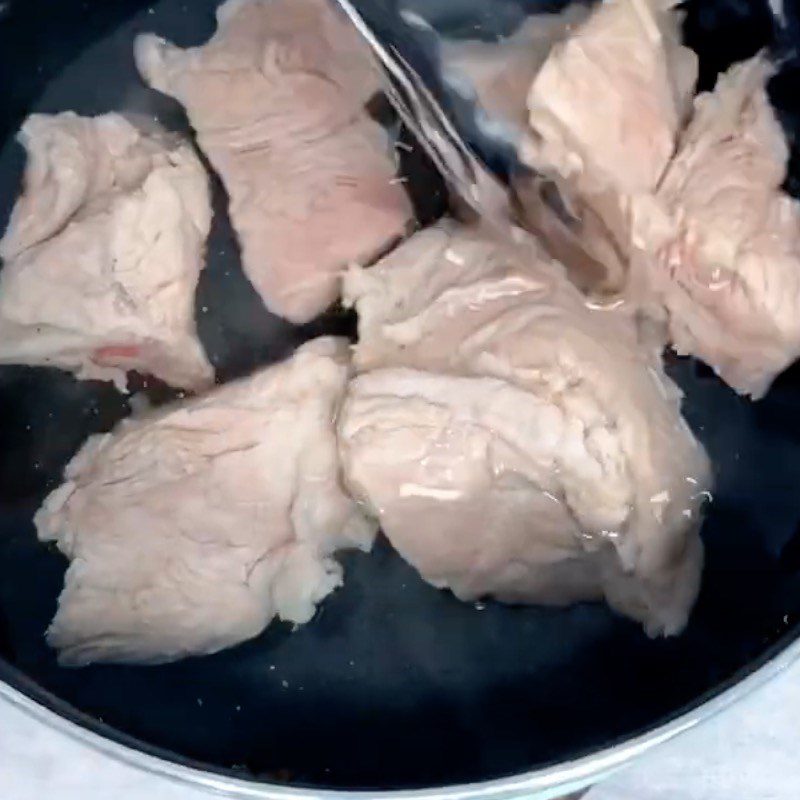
[35,338,376,665]
[0,112,213,391]
[632,57,800,398]
[340,223,710,636]
[517,0,697,295]
[135,0,413,324]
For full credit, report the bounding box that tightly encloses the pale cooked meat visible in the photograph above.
[516,0,697,295]
[522,3,800,396]
[0,113,172,261]
[35,338,376,665]
[631,56,800,398]
[0,112,213,392]
[340,222,710,636]
[135,0,413,324]
[524,0,697,195]
[440,5,590,142]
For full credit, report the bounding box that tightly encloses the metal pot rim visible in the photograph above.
[2,630,800,800]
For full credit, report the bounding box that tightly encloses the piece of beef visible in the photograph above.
[35,337,376,665]
[0,112,213,392]
[135,0,413,324]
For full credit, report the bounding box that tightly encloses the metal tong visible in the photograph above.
[332,0,619,291]
[332,0,513,226]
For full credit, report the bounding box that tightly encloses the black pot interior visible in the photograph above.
[1,0,800,792]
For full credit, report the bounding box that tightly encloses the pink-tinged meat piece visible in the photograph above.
[440,5,590,143]
[340,223,710,636]
[0,113,170,262]
[35,338,376,666]
[631,56,800,398]
[525,0,697,195]
[0,112,214,392]
[135,0,413,324]
[91,345,143,364]
[516,0,697,295]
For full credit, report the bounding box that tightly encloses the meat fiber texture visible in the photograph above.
[631,56,800,399]
[35,338,376,666]
[134,0,414,324]
[519,0,698,294]
[521,2,800,397]
[0,112,214,392]
[339,222,710,636]
[525,0,697,195]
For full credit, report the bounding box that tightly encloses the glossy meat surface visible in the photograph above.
[340,223,710,635]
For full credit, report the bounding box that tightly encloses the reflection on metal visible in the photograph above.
[1,634,800,799]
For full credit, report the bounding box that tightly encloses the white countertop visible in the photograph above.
[2,658,799,800]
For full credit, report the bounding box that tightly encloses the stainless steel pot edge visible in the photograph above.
[2,634,800,800]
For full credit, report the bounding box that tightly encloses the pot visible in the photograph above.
[1,0,799,797]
